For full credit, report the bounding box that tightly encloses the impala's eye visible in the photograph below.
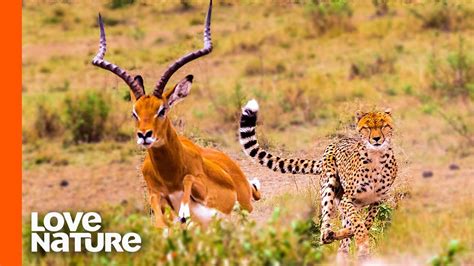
[132,110,139,120]
[156,105,167,118]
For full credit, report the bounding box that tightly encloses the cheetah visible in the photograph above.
[239,99,398,259]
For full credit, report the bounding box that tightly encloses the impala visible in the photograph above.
[91,0,261,227]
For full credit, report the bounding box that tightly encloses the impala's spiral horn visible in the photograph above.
[153,0,213,99]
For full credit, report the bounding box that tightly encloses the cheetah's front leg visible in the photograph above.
[337,215,352,264]
[364,201,381,231]
[337,197,370,259]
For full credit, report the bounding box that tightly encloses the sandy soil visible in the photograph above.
[22,151,473,219]
[22,152,314,217]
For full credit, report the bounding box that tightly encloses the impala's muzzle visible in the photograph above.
[137,130,156,147]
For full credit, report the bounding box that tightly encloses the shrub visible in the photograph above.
[430,240,464,266]
[64,91,110,143]
[427,37,474,100]
[180,0,193,11]
[349,53,396,79]
[437,110,474,150]
[107,0,135,10]
[305,0,354,35]
[410,1,474,32]
[100,16,126,27]
[211,82,246,124]
[244,59,286,77]
[42,7,65,25]
[278,86,319,124]
[48,80,70,93]
[371,203,393,234]
[33,101,62,139]
[372,0,389,17]
[23,205,325,265]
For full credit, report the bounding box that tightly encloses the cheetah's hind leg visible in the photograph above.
[320,172,338,244]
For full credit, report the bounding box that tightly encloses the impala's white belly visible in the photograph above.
[167,191,220,223]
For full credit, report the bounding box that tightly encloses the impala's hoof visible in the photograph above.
[321,230,336,244]
[177,202,191,224]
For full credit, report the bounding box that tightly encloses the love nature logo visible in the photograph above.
[30,212,141,253]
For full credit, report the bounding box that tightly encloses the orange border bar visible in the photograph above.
[0,0,22,264]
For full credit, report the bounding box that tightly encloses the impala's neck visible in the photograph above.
[147,118,185,179]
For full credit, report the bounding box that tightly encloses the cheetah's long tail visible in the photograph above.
[239,99,321,175]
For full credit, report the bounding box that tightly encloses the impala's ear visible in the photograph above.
[164,75,193,107]
[130,75,145,102]
[355,110,366,121]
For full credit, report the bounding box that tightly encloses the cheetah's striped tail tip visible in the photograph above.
[249,178,261,190]
[242,99,259,114]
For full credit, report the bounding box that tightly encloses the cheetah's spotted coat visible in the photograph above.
[239,100,398,258]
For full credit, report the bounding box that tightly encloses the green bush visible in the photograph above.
[410,1,474,32]
[211,82,246,124]
[33,101,63,139]
[372,0,390,17]
[23,206,325,265]
[349,53,396,79]
[427,38,474,100]
[180,0,193,11]
[107,0,135,10]
[305,0,354,35]
[244,59,286,77]
[430,240,464,266]
[64,91,110,143]
[42,7,65,25]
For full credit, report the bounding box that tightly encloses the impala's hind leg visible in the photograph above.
[249,178,261,201]
[235,177,262,213]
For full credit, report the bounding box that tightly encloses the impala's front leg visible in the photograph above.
[178,174,207,223]
[149,193,167,228]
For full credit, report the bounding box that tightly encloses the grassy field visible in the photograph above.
[22,0,474,264]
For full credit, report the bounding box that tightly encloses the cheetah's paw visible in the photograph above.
[321,229,336,244]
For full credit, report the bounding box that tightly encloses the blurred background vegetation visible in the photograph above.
[22,0,473,264]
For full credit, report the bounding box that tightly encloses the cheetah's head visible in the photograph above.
[356,109,393,150]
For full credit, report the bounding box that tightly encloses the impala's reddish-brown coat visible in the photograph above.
[92,0,260,227]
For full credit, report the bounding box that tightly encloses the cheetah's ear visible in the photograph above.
[355,110,366,121]
[384,108,392,116]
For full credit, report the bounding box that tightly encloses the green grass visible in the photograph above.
[22,0,474,264]
[22,204,326,265]
[22,1,474,156]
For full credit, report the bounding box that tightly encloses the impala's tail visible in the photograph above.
[239,100,321,175]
